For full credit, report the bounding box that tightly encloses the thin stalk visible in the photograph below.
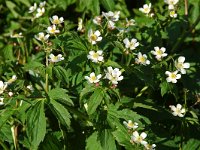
[171,14,200,53]
[0,139,9,150]
[45,53,49,93]
[184,0,188,16]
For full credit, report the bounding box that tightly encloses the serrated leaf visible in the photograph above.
[48,88,73,106]
[99,129,117,150]
[103,60,122,68]
[0,109,16,130]
[27,100,46,150]
[39,133,62,150]
[87,88,104,115]
[112,124,134,150]
[6,1,19,18]
[49,99,71,127]
[100,0,115,11]
[2,45,15,61]
[53,66,70,85]
[80,85,96,100]
[160,81,173,96]
[183,139,200,150]
[86,131,103,150]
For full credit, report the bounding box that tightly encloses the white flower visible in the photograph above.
[7,75,17,85]
[88,29,102,45]
[87,50,104,63]
[169,104,186,117]
[139,3,151,15]
[125,18,135,27]
[0,81,7,94]
[123,38,139,50]
[123,120,138,130]
[28,3,37,13]
[27,85,34,91]
[50,15,64,25]
[35,32,50,41]
[135,52,150,65]
[164,0,179,10]
[102,11,120,22]
[85,72,102,84]
[108,20,116,30]
[93,16,102,25]
[165,71,181,83]
[47,25,60,34]
[105,67,123,85]
[131,131,147,145]
[170,10,177,18]
[35,7,45,18]
[39,1,46,7]
[175,56,190,74]
[0,98,4,105]
[10,32,23,38]
[144,143,156,150]
[151,46,168,60]
[8,92,14,97]
[77,18,83,31]
[49,54,64,63]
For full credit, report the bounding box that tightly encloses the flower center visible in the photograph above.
[50,28,56,33]
[156,49,163,55]
[139,56,146,63]
[127,122,133,127]
[177,63,183,69]
[91,76,97,81]
[170,73,176,79]
[92,53,99,59]
[53,19,60,24]
[90,34,97,41]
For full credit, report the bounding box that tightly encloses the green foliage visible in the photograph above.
[0,0,200,149]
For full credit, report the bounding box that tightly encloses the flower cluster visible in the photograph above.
[28,1,46,19]
[164,0,179,18]
[165,56,190,83]
[92,11,120,30]
[47,15,64,34]
[85,67,123,86]
[123,120,156,150]
[0,75,17,105]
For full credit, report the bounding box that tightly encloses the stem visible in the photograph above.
[184,0,188,16]
[0,139,9,150]
[171,14,200,53]
[45,53,49,93]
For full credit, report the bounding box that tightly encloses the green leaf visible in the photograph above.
[39,133,62,150]
[6,1,19,18]
[159,81,173,97]
[1,45,15,61]
[27,100,46,150]
[0,109,16,130]
[183,139,200,150]
[112,124,134,150]
[53,66,70,85]
[100,0,115,11]
[86,131,103,150]
[87,88,104,115]
[103,60,122,68]
[80,85,96,100]
[99,129,117,150]
[48,88,73,106]
[49,99,71,127]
